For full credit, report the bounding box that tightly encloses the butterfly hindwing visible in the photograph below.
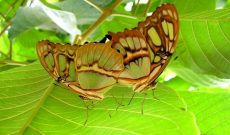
[109,29,151,85]
[74,41,124,91]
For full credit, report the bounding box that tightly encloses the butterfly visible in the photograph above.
[106,3,179,92]
[37,40,124,100]
[37,3,179,100]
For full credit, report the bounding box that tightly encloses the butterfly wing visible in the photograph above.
[109,4,179,92]
[138,3,179,57]
[135,3,179,91]
[108,29,151,85]
[36,40,78,82]
[37,40,124,100]
[74,41,124,93]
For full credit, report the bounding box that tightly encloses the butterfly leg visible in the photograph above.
[141,93,147,115]
[82,100,89,126]
[128,92,136,105]
[110,94,124,111]
[151,86,160,100]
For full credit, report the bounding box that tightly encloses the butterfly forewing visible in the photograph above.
[37,40,78,82]
[135,4,179,91]
[138,3,179,57]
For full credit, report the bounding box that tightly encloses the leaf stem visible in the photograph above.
[112,13,137,19]
[17,80,55,135]
[0,60,29,66]
[0,22,10,37]
[84,0,103,13]
[133,0,140,15]
[9,40,12,60]
[40,0,61,10]
[144,0,152,16]
[74,0,122,44]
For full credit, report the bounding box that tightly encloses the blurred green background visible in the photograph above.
[0,0,230,135]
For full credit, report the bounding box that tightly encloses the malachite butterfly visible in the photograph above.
[37,3,179,100]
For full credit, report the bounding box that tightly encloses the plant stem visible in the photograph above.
[74,0,122,45]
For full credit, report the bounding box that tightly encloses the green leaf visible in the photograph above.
[11,29,63,62]
[55,0,116,25]
[156,0,216,14]
[0,62,199,135]
[0,64,19,72]
[176,8,230,79]
[0,0,26,21]
[9,1,80,41]
[170,63,230,87]
[179,88,230,135]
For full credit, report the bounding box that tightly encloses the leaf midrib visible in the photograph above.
[17,80,55,135]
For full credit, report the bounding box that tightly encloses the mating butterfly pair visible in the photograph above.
[37,4,179,100]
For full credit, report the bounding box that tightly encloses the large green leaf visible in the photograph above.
[179,89,230,135]
[0,63,199,135]
[166,77,230,134]
[176,8,230,79]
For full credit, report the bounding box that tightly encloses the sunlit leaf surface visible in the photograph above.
[0,63,199,135]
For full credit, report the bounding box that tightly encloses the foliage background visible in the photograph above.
[0,0,230,135]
